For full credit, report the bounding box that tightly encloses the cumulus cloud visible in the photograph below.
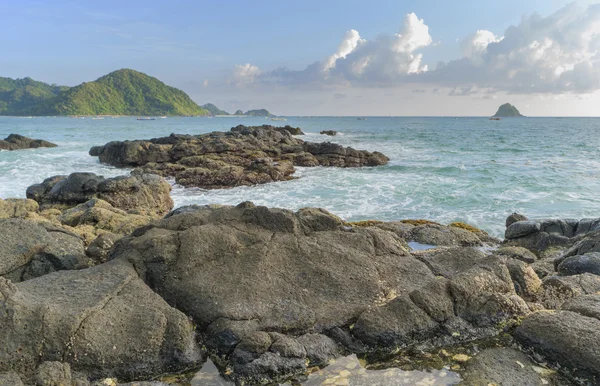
[323,29,364,72]
[461,30,502,60]
[231,4,600,94]
[231,12,433,87]
[232,63,261,85]
[424,3,600,93]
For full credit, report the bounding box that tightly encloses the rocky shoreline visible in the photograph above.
[0,126,599,385]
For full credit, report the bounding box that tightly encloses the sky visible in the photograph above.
[1,0,599,116]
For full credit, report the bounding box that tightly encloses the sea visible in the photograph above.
[1,115,600,238]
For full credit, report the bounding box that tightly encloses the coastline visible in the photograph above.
[1,123,599,385]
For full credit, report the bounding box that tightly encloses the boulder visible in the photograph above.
[111,203,431,333]
[89,125,388,189]
[0,259,202,381]
[505,213,528,228]
[0,134,57,151]
[0,218,88,282]
[557,252,600,276]
[26,172,173,216]
[505,221,541,240]
[515,310,600,382]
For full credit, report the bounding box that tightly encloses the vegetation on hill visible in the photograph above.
[0,77,67,115]
[202,103,230,116]
[0,69,208,116]
[493,103,524,117]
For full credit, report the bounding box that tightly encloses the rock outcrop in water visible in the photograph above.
[89,125,389,189]
[0,134,57,151]
[492,103,524,117]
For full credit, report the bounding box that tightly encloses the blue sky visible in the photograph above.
[1,0,599,115]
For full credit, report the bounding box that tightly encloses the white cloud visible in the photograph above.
[231,12,433,87]
[232,63,261,86]
[323,29,364,72]
[427,3,600,93]
[461,30,502,60]
[202,79,208,88]
[230,4,600,94]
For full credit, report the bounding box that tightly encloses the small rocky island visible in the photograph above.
[89,124,389,189]
[0,134,57,151]
[493,103,524,117]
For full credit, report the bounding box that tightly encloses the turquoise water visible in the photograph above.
[1,115,600,237]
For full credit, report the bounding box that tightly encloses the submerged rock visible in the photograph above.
[0,133,57,151]
[89,125,389,189]
[0,259,202,381]
[26,172,173,216]
[320,130,337,136]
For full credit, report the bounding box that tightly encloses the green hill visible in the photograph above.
[493,103,524,117]
[0,69,208,116]
[0,77,68,115]
[202,103,230,116]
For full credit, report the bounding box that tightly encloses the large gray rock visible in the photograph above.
[89,125,389,189]
[26,172,173,216]
[505,221,541,240]
[515,310,600,382]
[0,259,202,381]
[0,134,57,151]
[557,252,600,276]
[0,218,88,282]
[112,203,432,333]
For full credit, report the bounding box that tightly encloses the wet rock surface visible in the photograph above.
[89,125,389,189]
[0,133,57,151]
